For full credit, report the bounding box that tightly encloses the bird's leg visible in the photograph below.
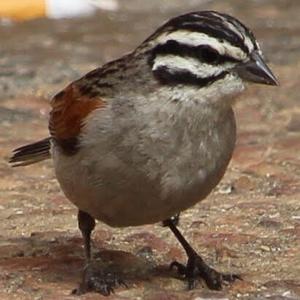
[73,210,125,296]
[162,213,180,227]
[163,218,241,290]
[78,210,95,263]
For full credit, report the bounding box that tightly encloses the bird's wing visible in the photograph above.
[49,82,106,155]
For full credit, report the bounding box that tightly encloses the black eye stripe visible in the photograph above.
[153,65,229,87]
[149,40,241,66]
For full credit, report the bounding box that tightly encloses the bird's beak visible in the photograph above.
[235,51,279,86]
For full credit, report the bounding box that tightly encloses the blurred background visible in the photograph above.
[0,1,299,299]
[0,0,299,99]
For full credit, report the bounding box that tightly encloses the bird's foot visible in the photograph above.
[72,263,127,296]
[170,252,241,290]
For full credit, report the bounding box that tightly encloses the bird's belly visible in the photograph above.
[52,140,233,227]
[52,107,236,227]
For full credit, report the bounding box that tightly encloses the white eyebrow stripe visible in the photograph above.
[154,30,248,61]
[243,35,255,53]
[153,55,233,79]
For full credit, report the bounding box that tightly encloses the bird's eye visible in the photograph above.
[197,46,220,64]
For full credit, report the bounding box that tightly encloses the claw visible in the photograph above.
[170,261,187,276]
[222,273,242,283]
[169,254,241,290]
[118,278,128,288]
[74,264,127,296]
[187,277,197,290]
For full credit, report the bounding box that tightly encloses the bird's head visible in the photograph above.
[140,11,278,104]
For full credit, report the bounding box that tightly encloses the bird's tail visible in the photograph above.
[9,137,51,167]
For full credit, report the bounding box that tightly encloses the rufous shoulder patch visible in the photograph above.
[49,83,105,141]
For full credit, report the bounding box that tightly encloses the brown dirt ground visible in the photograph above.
[0,1,299,299]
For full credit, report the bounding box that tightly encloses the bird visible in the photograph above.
[10,10,278,295]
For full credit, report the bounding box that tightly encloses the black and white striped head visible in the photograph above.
[143,11,278,97]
